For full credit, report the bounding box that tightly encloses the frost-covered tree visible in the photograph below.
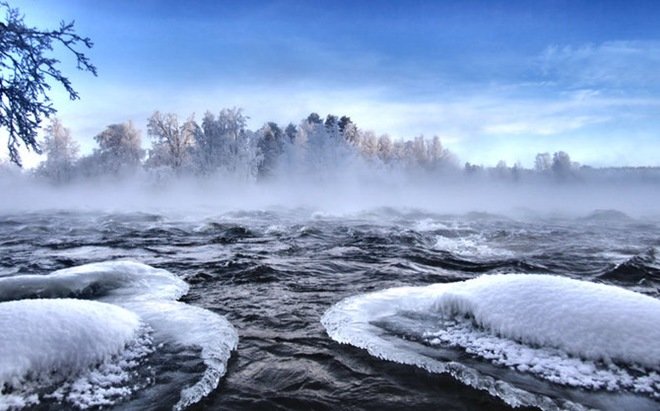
[37,118,79,183]
[287,115,354,180]
[357,130,378,158]
[511,161,523,181]
[195,108,249,175]
[551,151,578,180]
[376,134,393,162]
[534,152,552,173]
[339,116,359,144]
[324,114,343,141]
[256,122,284,179]
[146,111,196,171]
[491,160,510,180]
[233,129,262,182]
[464,162,484,176]
[87,121,144,176]
[0,2,96,166]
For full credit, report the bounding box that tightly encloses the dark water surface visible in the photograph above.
[1,209,658,410]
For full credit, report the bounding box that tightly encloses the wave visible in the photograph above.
[321,274,660,410]
[600,247,660,284]
[0,261,238,410]
[579,209,635,223]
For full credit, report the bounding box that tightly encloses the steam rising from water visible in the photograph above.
[0,170,658,219]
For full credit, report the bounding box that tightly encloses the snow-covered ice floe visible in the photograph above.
[322,274,660,411]
[0,261,238,410]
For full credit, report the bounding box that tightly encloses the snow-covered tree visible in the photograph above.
[288,116,354,180]
[256,122,284,179]
[37,118,79,183]
[338,116,358,144]
[87,121,144,176]
[376,134,393,162]
[233,129,262,182]
[535,152,552,173]
[146,111,196,171]
[552,151,578,180]
[195,108,249,175]
[491,160,510,180]
[357,130,378,158]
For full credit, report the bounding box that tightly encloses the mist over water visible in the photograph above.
[1,162,659,219]
[1,109,656,218]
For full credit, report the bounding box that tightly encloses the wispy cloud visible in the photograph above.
[539,41,660,89]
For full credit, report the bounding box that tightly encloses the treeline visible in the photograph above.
[31,109,457,184]
[5,108,658,185]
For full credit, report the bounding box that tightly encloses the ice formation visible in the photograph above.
[322,274,660,410]
[0,299,141,386]
[0,260,189,303]
[0,261,238,410]
[432,274,660,368]
[0,298,152,410]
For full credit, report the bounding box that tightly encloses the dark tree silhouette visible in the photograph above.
[284,123,297,142]
[257,121,284,179]
[0,2,96,166]
[306,112,322,125]
[324,114,338,130]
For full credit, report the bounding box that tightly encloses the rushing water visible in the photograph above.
[0,208,659,410]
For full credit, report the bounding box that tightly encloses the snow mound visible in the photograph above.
[0,260,188,303]
[0,261,238,410]
[0,299,152,410]
[322,274,660,410]
[433,274,660,368]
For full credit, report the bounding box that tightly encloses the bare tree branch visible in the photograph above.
[0,2,96,166]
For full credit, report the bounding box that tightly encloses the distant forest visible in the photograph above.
[2,109,659,185]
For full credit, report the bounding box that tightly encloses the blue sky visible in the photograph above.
[10,0,660,167]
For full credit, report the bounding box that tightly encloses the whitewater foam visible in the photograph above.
[433,234,514,259]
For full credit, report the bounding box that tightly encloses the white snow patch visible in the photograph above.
[0,260,188,303]
[0,261,238,410]
[322,274,660,409]
[0,299,152,410]
[432,274,660,369]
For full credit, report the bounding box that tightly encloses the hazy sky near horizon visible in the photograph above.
[9,0,660,167]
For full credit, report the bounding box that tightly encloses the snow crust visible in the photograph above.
[322,274,660,410]
[0,261,237,410]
